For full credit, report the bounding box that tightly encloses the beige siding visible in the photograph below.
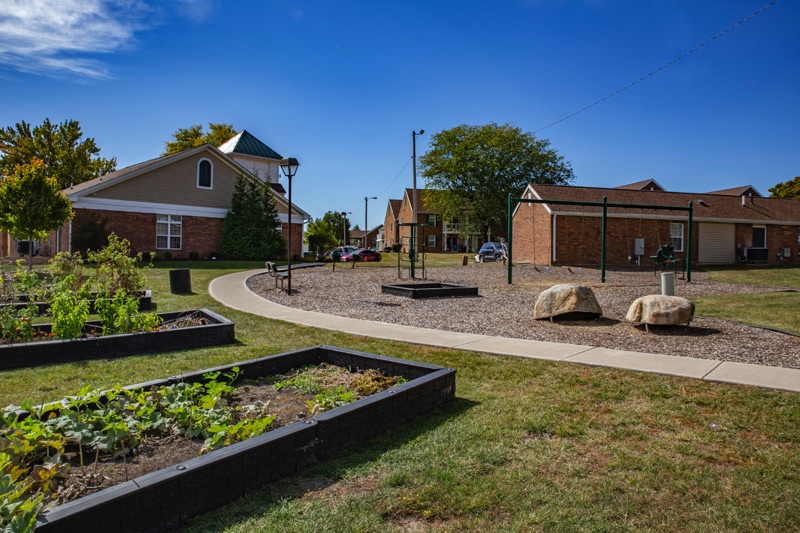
[90,152,241,209]
[698,223,735,264]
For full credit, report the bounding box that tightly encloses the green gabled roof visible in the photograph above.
[219,130,282,160]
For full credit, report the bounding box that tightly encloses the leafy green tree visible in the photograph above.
[163,123,237,155]
[0,159,74,269]
[320,211,351,245]
[769,176,800,199]
[304,218,339,258]
[0,118,117,189]
[219,174,286,260]
[420,123,575,239]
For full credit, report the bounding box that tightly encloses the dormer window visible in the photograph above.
[197,159,213,189]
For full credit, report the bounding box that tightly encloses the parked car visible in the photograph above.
[329,246,358,261]
[352,249,382,262]
[476,242,506,262]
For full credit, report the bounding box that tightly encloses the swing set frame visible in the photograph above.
[506,194,694,284]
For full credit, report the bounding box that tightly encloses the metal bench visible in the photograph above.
[265,262,289,290]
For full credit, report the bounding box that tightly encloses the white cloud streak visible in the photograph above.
[0,0,152,79]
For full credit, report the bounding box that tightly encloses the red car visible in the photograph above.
[351,249,382,262]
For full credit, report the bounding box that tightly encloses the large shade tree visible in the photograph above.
[163,123,237,155]
[219,173,285,260]
[769,176,800,199]
[0,118,116,189]
[0,160,74,269]
[420,123,575,239]
[304,218,339,258]
[320,210,351,245]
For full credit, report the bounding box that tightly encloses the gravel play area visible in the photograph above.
[247,263,800,370]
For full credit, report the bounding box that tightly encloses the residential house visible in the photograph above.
[38,131,310,260]
[383,189,481,253]
[382,199,402,250]
[512,182,800,266]
[350,225,383,249]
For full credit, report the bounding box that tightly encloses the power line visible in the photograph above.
[375,156,412,197]
[534,0,782,134]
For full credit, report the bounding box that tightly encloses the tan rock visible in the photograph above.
[533,284,603,321]
[626,295,695,330]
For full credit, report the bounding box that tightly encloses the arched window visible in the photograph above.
[197,159,213,189]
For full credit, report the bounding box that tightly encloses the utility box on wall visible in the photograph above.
[633,238,645,256]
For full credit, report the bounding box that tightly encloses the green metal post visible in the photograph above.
[410,225,416,279]
[686,202,693,283]
[507,193,513,285]
[601,197,608,283]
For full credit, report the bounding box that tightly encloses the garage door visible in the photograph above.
[698,223,735,264]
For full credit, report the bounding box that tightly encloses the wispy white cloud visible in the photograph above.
[0,0,152,79]
[173,0,216,24]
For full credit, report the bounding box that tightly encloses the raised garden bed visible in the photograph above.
[0,290,153,315]
[0,308,234,371]
[35,345,456,532]
[382,282,479,299]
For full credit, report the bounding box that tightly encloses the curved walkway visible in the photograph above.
[209,269,800,393]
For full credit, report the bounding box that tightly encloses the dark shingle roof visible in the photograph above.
[706,185,763,197]
[615,179,666,192]
[220,130,282,160]
[526,183,800,223]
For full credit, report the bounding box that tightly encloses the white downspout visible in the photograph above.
[552,214,557,263]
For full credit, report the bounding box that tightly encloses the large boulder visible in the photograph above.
[533,284,603,321]
[626,295,695,331]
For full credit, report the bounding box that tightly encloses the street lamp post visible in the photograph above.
[341,212,351,245]
[280,157,299,295]
[411,130,424,278]
[364,196,377,248]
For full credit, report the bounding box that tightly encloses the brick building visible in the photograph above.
[512,182,800,266]
[5,131,310,260]
[382,189,481,253]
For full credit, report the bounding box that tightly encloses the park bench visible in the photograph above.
[265,262,289,290]
[650,244,678,275]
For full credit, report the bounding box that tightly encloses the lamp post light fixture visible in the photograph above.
[341,211,351,246]
[279,157,299,295]
[364,196,377,248]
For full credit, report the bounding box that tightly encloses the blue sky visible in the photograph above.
[0,0,797,230]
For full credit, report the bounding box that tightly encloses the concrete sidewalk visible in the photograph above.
[209,269,800,393]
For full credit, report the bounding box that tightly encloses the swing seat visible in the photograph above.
[650,244,677,274]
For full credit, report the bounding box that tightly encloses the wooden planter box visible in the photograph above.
[35,345,456,532]
[0,308,234,371]
[0,290,153,315]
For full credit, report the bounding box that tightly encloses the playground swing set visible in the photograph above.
[506,194,694,284]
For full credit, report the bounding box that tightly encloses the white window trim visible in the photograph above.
[427,234,437,248]
[156,214,182,250]
[197,158,213,190]
[753,225,767,248]
[669,222,684,252]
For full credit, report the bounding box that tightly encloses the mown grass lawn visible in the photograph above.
[1,261,798,532]
[695,265,800,335]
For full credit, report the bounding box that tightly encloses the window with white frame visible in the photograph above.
[197,159,213,189]
[427,214,437,227]
[669,222,684,252]
[752,225,766,248]
[156,214,182,250]
[427,234,437,248]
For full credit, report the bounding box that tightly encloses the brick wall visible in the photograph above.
[48,210,304,260]
[281,222,304,258]
[513,207,702,266]
[397,197,443,253]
